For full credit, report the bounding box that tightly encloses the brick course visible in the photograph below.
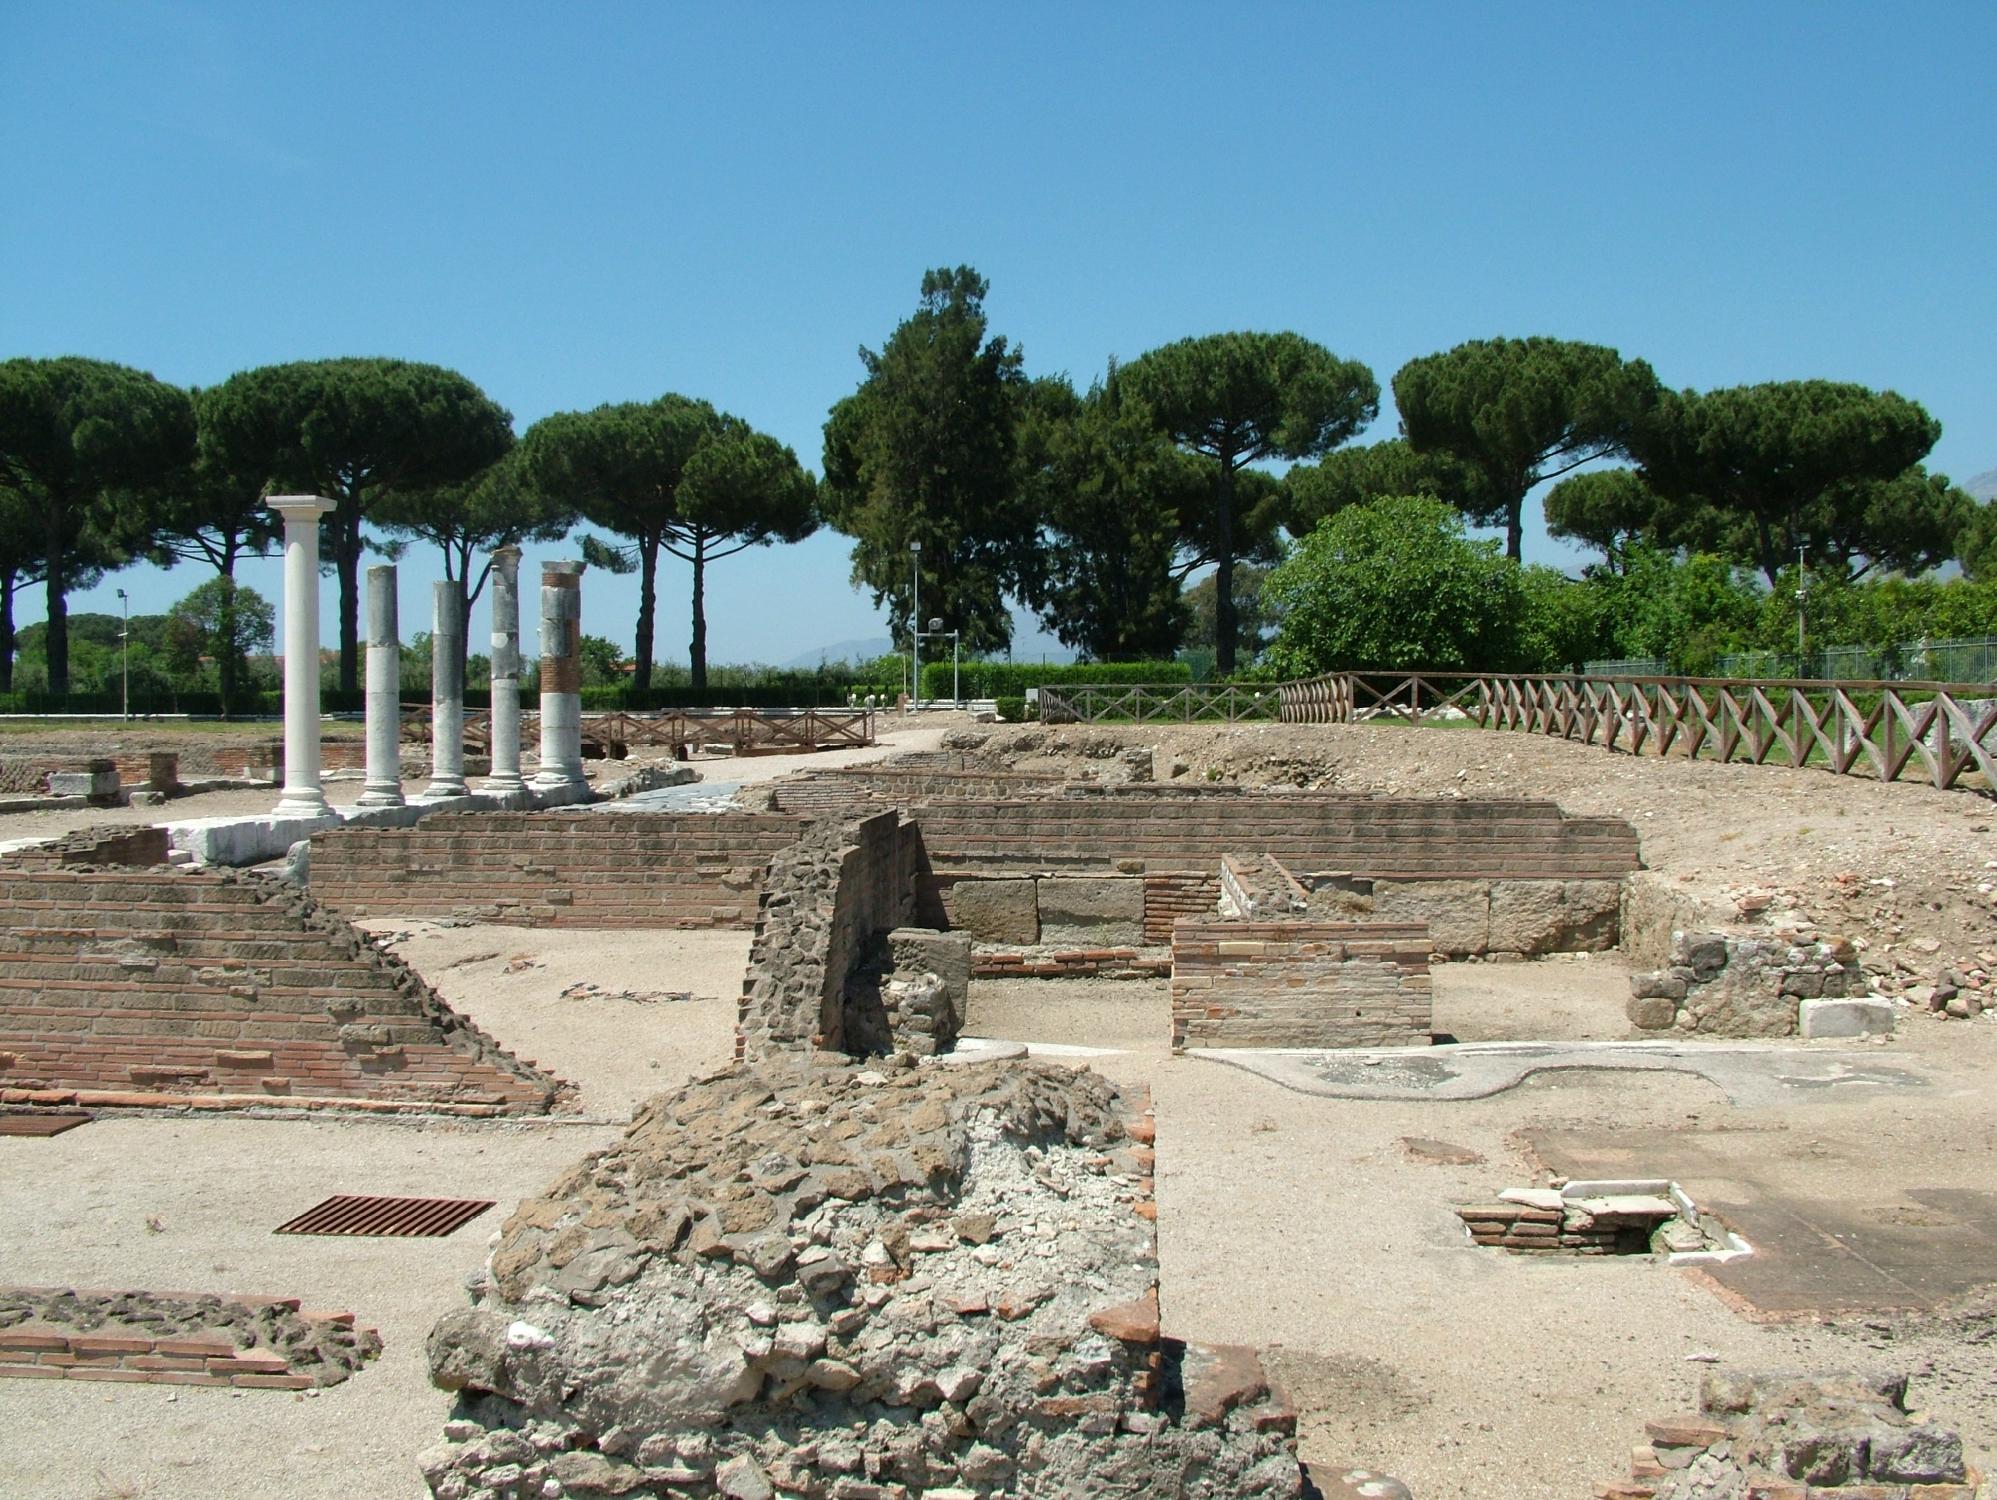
[308,811,809,927]
[0,867,559,1113]
[1170,919,1433,1051]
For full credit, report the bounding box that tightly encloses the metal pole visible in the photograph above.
[909,540,921,711]
[117,589,129,719]
[953,631,960,706]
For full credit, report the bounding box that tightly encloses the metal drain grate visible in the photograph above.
[0,1113,91,1137]
[274,1195,495,1238]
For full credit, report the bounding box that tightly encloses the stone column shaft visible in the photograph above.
[268,496,336,817]
[535,561,587,789]
[485,546,525,791]
[358,564,405,807]
[426,581,468,797]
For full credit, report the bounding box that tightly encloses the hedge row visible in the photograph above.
[916,659,1190,698]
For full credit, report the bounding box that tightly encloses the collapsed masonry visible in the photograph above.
[420,1060,1307,1500]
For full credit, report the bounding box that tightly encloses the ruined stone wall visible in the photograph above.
[772,766,1068,815]
[6,824,170,869]
[308,812,808,927]
[1171,920,1432,1050]
[735,812,934,1061]
[0,867,559,1113]
[1628,929,1861,1038]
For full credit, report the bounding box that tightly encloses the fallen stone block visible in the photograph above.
[1797,998,1896,1039]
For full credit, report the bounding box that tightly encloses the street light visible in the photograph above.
[908,540,922,711]
[116,588,129,719]
[927,616,960,706]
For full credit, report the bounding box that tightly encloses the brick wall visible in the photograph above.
[1170,919,1432,1051]
[773,767,1069,816]
[308,811,810,927]
[913,795,1641,880]
[0,867,559,1113]
[6,824,170,869]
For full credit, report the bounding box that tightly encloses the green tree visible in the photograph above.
[1016,371,1198,661]
[200,358,513,694]
[1591,545,1760,674]
[1959,502,1997,583]
[1393,337,1660,562]
[1265,495,1525,676]
[820,266,1032,655]
[1121,332,1378,674]
[1543,467,1666,575]
[1632,381,1946,585]
[1183,563,1278,666]
[1284,438,1483,537]
[372,446,574,678]
[165,577,275,697]
[1517,564,1605,672]
[0,357,194,694]
[673,418,818,685]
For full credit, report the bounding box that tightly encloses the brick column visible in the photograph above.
[267,495,336,817]
[358,564,404,808]
[534,561,587,789]
[425,582,468,797]
[484,546,525,792]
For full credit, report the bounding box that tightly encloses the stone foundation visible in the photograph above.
[1170,920,1432,1051]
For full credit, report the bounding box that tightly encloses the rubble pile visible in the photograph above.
[419,1058,1304,1499]
[1599,1368,1979,1499]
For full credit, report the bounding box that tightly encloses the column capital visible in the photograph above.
[490,543,522,562]
[267,494,337,522]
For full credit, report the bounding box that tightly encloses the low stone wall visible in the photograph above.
[6,824,171,869]
[1599,1368,1976,1497]
[0,1287,380,1391]
[0,866,560,1114]
[734,812,937,1061]
[1170,920,1432,1051]
[308,811,809,927]
[1627,929,1864,1038]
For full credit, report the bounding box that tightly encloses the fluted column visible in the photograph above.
[426,582,468,797]
[357,565,405,807]
[268,496,336,817]
[484,546,525,792]
[534,560,587,789]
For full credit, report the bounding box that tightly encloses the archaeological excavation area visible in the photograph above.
[3,712,1996,1500]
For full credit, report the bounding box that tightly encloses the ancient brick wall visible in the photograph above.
[912,795,1641,880]
[307,812,809,927]
[7,825,170,869]
[0,867,558,1113]
[1170,920,1432,1051]
[735,812,932,1060]
[772,767,1068,816]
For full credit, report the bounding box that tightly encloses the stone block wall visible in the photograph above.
[735,812,935,1060]
[1628,929,1861,1037]
[308,812,809,927]
[0,867,559,1114]
[1170,920,1432,1051]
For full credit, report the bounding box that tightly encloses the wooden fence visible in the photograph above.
[402,707,876,756]
[1038,683,1283,724]
[1279,671,1997,791]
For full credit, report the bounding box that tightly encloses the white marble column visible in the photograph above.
[268,496,337,817]
[426,581,468,797]
[358,564,405,807]
[484,546,525,792]
[534,560,587,789]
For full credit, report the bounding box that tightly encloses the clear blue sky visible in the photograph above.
[5,3,1993,666]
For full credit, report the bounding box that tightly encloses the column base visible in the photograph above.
[423,779,470,800]
[355,785,406,808]
[481,774,527,793]
[273,790,332,817]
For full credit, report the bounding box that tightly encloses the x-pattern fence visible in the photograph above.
[1279,671,1997,792]
[1038,684,1283,724]
[401,707,876,756]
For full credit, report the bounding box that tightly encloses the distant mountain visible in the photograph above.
[779,636,894,669]
[1966,469,1997,502]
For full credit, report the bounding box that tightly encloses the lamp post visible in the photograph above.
[1794,542,1810,674]
[908,540,922,711]
[928,616,960,705]
[116,588,129,719]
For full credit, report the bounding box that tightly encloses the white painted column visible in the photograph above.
[358,564,405,807]
[426,581,468,797]
[268,495,337,817]
[534,560,587,789]
[484,545,525,791]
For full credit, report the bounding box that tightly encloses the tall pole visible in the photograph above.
[1795,542,1809,671]
[117,588,129,719]
[267,495,337,817]
[909,540,921,711]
